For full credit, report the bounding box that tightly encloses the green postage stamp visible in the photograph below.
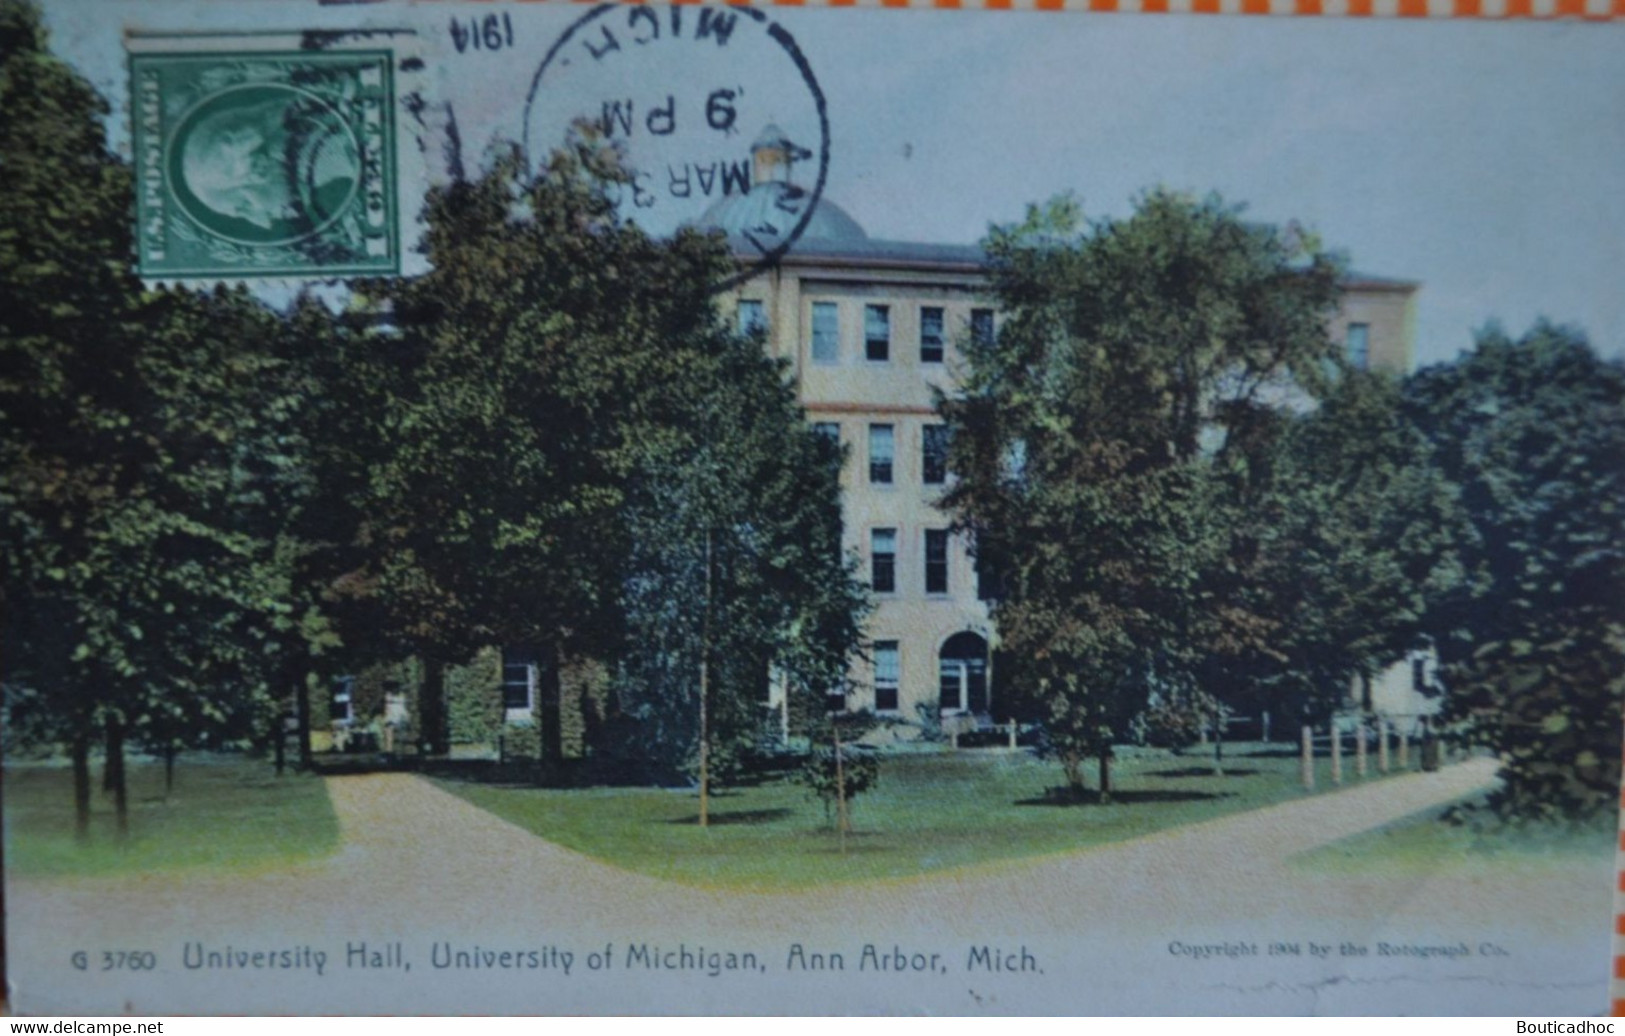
[130,49,399,278]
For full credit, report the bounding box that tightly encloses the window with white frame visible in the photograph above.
[1346,323,1370,370]
[922,424,949,485]
[971,308,995,348]
[811,302,839,364]
[331,676,354,725]
[864,304,891,362]
[920,306,945,363]
[929,532,949,597]
[975,541,1003,602]
[813,421,840,444]
[924,529,950,595]
[871,528,897,593]
[824,684,847,714]
[873,641,900,713]
[869,423,894,484]
[502,653,535,713]
[738,299,766,337]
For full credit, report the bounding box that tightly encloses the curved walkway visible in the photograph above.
[9,757,1611,1014]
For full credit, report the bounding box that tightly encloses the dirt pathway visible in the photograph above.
[308,757,1510,932]
[4,757,1525,935]
[8,756,1611,1014]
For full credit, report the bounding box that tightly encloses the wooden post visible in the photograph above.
[1008,721,1017,750]
[1355,720,1368,777]
[698,529,713,830]
[1330,720,1343,785]
[106,714,128,840]
[295,673,313,771]
[1397,724,1409,770]
[833,722,849,855]
[1301,725,1315,791]
[1378,718,1391,773]
[71,731,91,842]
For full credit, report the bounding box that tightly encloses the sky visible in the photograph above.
[41,1,1625,368]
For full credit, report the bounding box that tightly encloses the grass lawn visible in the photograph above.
[434,741,1394,890]
[1291,801,1616,877]
[5,755,341,879]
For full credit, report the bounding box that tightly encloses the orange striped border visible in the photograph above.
[1614,718,1625,1016]
[475,0,1625,17]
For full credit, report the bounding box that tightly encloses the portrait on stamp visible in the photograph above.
[131,50,399,277]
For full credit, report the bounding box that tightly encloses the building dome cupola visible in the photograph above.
[751,123,806,185]
[693,124,868,244]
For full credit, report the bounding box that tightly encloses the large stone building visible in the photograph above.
[320,130,1425,757]
[700,128,1420,734]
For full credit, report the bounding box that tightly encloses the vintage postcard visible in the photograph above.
[4,0,1621,1017]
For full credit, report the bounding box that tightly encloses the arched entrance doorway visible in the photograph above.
[938,631,989,716]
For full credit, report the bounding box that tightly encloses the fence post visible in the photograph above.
[1008,721,1017,750]
[1301,725,1315,791]
[1378,718,1391,773]
[1331,720,1343,785]
[1356,720,1368,777]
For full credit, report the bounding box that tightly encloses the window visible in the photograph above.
[924,529,949,594]
[738,299,766,337]
[812,302,839,364]
[502,654,535,712]
[975,547,1003,602]
[812,421,840,443]
[1411,655,1428,693]
[824,685,848,714]
[1001,438,1028,482]
[939,632,989,714]
[864,304,890,362]
[1347,323,1370,370]
[873,641,900,713]
[920,306,945,363]
[870,528,897,593]
[922,424,948,484]
[971,308,995,348]
[868,423,894,484]
[331,676,354,724]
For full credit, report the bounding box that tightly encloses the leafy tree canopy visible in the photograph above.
[1404,321,1625,823]
[942,190,1345,797]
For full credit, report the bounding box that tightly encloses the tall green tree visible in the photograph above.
[1,0,315,831]
[941,191,1344,799]
[0,0,138,833]
[1404,322,1625,823]
[1196,369,1464,733]
[349,140,865,772]
[611,316,866,813]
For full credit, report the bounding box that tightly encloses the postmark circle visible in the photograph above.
[167,82,363,248]
[522,4,830,289]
